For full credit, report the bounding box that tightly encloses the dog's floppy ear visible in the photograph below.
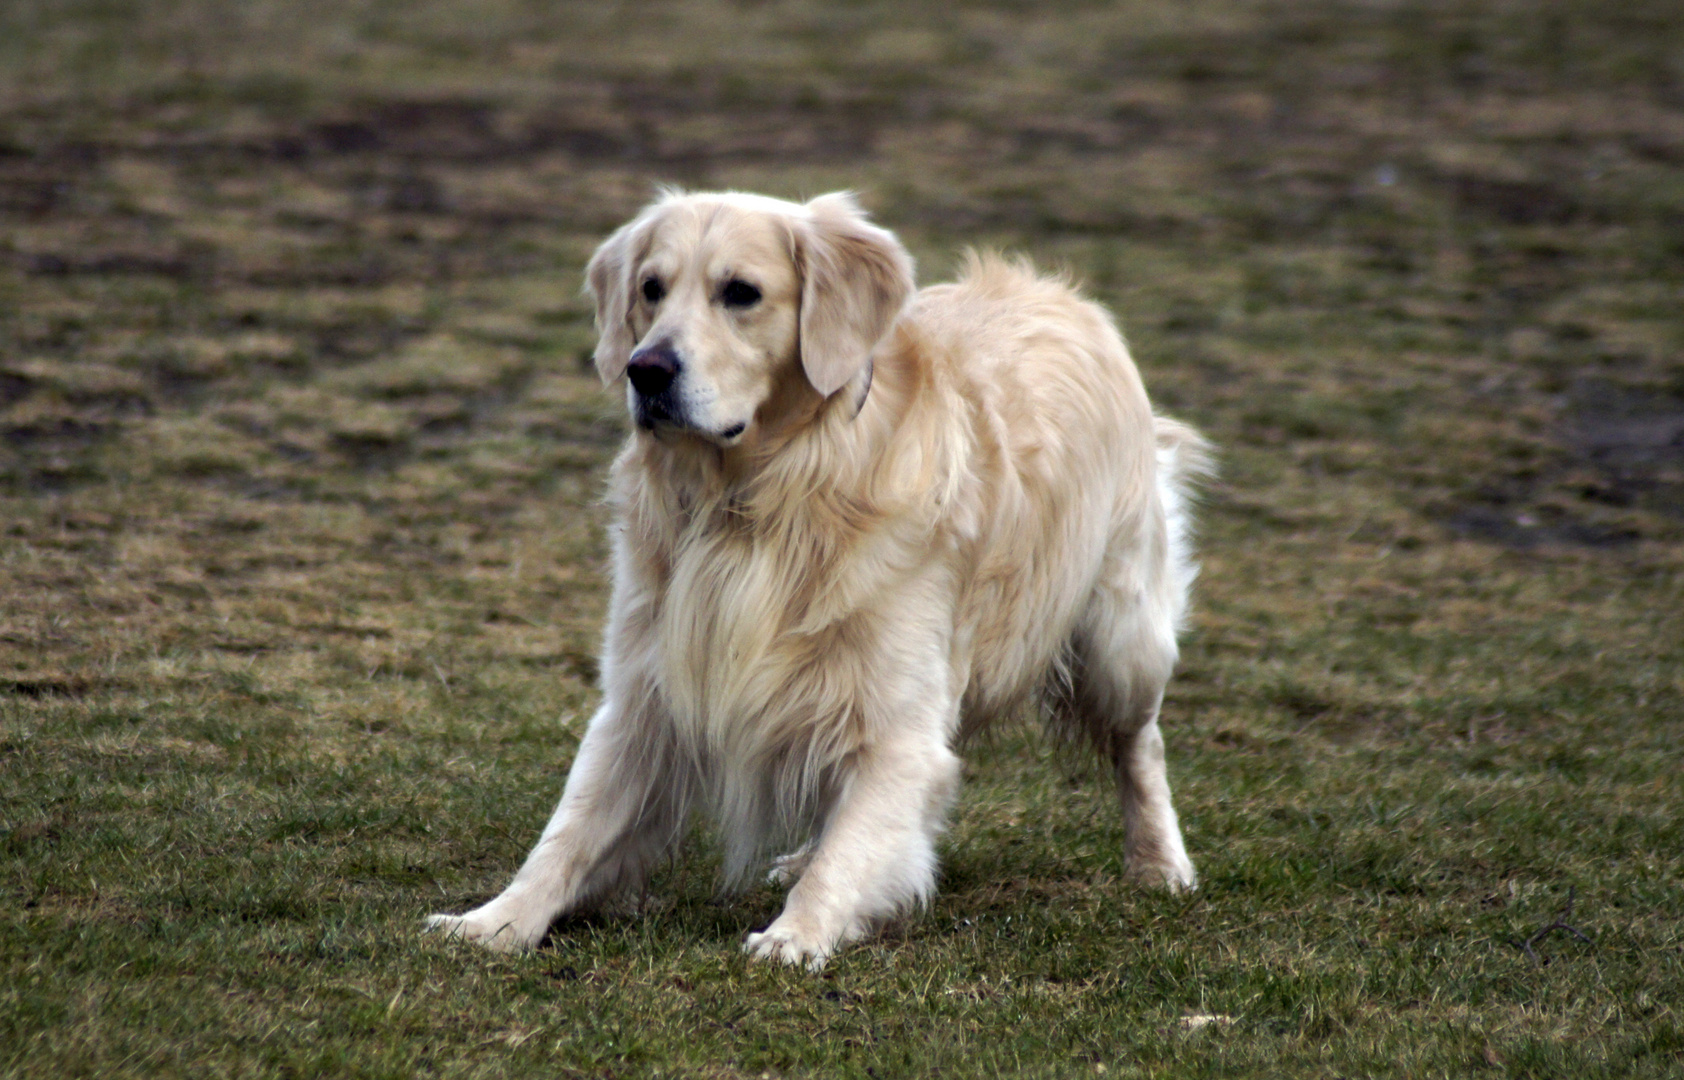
[585,213,655,385]
[796,193,915,398]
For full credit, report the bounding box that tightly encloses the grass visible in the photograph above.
[3,0,1683,1076]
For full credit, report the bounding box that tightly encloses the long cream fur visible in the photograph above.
[427,191,1210,968]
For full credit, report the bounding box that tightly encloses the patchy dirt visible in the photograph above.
[1444,377,1684,548]
[1566,378,1684,511]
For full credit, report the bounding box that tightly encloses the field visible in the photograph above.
[3,1,1682,1076]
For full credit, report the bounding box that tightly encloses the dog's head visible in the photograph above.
[585,191,914,446]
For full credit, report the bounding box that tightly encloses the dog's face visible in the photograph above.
[586,192,914,445]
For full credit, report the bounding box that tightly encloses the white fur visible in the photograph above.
[427,191,1210,968]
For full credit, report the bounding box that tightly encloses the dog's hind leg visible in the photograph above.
[426,698,691,951]
[1065,541,1198,892]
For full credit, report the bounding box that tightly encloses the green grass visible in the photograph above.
[3,1,1683,1076]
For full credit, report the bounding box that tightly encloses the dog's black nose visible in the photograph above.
[626,344,679,397]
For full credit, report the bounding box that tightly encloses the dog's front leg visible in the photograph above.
[426,698,685,952]
[744,719,961,970]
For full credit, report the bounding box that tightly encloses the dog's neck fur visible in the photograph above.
[602,342,918,867]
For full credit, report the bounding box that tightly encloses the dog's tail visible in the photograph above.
[1154,416,1214,633]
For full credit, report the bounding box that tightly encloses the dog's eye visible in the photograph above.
[721,279,761,308]
[642,278,665,304]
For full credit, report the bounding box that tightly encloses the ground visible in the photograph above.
[2,1,1682,1077]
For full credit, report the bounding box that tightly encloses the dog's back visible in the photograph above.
[885,255,1201,739]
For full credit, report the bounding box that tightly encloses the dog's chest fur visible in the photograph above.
[642,482,886,765]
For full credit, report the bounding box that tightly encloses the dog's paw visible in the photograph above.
[424,905,545,952]
[743,921,833,971]
[1124,855,1198,894]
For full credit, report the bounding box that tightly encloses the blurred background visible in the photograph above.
[4,1,1681,522]
[5,0,1680,725]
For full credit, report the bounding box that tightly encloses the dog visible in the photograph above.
[427,190,1210,968]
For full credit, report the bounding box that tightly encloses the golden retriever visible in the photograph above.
[428,190,1210,968]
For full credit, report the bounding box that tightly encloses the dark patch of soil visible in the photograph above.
[1443,378,1682,549]
[1449,175,1583,226]
[1444,505,1642,549]
[1565,378,1684,515]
